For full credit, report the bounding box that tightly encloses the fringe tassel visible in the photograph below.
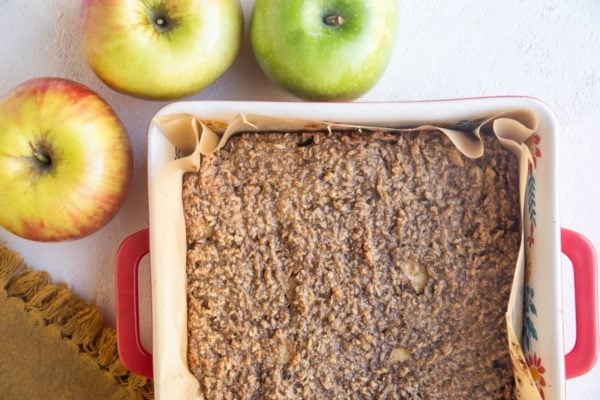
[97,327,120,368]
[61,305,104,352]
[40,286,82,325]
[26,282,75,323]
[0,245,26,289]
[6,269,51,301]
[0,244,154,399]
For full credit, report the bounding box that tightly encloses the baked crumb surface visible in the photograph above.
[183,130,520,400]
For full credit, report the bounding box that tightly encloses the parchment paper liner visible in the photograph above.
[151,110,542,400]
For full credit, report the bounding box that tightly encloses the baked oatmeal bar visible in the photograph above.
[183,130,520,400]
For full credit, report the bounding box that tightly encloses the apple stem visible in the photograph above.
[29,141,51,166]
[324,14,345,27]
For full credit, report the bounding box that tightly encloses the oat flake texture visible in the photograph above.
[183,130,520,400]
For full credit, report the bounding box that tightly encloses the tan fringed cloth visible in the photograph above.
[0,244,153,400]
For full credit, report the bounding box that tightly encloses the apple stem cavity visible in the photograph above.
[29,141,51,167]
[323,14,345,27]
[150,11,171,33]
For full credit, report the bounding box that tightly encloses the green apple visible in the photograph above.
[80,0,244,100]
[0,78,132,241]
[250,0,399,101]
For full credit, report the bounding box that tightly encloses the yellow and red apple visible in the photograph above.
[0,77,132,241]
[80,0,244,100]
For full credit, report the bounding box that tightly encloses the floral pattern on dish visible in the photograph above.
[523,132,546,399]
[527,353,547,399]
[526,134,541,248]
[522,285,538,352]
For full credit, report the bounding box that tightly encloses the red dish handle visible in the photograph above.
[115,228,153,378]
[562,228,599,379]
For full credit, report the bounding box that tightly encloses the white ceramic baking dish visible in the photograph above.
[115,98,598,400]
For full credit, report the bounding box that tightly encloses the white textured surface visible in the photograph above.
[0,0,599,398]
